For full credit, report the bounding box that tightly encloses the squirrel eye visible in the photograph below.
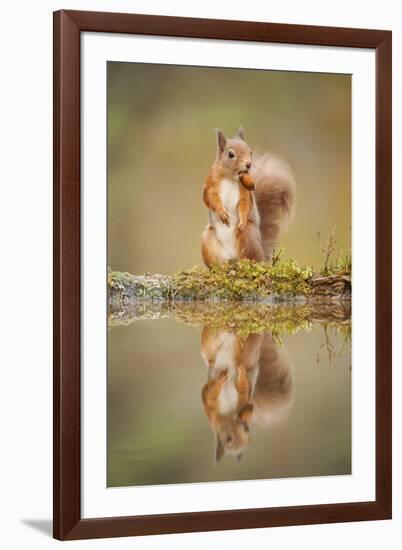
[228,150,235,159]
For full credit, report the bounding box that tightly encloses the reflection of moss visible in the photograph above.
[108,300,351,340]
[172,302,309,340]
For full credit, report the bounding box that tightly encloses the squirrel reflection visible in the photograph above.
[201,328,293,463]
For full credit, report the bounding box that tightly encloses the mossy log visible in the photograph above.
[109,260,351,306]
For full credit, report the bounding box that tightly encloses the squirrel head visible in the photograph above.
[214,127,253,184]
[214,403,254,463]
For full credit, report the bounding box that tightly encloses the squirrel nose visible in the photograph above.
[245,161,251,170]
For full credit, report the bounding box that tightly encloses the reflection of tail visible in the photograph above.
[251,333,294,428]
[252,154,296,261]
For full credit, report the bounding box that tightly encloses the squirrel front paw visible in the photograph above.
[218,368,229,383]
[219,209,230,226]
[236,364,247,378]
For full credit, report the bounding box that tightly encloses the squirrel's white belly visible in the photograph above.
[210,178,240,260]
[208,332,239,415]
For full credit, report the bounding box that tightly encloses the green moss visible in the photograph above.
[323,249,352,277]
[171,258,313,300]
[108,270,134,289]
[108,249,351,303]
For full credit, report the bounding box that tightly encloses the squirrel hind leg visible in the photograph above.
[202,226,224,267]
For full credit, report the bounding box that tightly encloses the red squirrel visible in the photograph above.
[201,128,296,266]
[200,327,293,462]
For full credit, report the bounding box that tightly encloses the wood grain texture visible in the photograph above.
[53,9,392,540]
[374,32,392,518]
[53,10,81,541]
[66,9,389,47]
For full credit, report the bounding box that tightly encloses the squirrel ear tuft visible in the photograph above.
[237,126,246,141]
[216,129,226,154]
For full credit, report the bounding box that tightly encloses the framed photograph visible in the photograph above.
[53,10,392,540]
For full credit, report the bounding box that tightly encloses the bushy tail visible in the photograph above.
[251,333,294,429]
[251,153,296,261]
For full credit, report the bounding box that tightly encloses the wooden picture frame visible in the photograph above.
[53,9,392,540]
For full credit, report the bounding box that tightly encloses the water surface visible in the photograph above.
[107,303,351,487]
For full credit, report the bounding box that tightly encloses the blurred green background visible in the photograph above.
[108,62,351,274]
